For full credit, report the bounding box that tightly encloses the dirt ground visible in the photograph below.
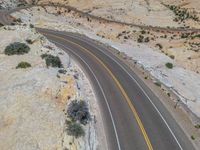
[38,0,200,28]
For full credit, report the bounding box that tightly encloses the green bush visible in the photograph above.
[194,124,200,129]
[169,55,175,59]
[30,24,34,28]
[67,122,85,138]
[191,135,195,140]
[144,37,150,42]
[26,39,33,44]
[67,100,90,125]
[41,54,63,68]
[154,82,161,87]
[0,23,3,27]
[156,43,163,49]
[137,35,144,43]
[165,62,173,69]
[16,62,31,69]
[58,69,67,74]
[5,42,30,55]
[141,30,146,34]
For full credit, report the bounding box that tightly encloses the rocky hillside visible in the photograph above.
[0,25,99,150]
[38,0,200,29]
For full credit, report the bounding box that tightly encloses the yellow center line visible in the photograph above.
[43,32,153,150]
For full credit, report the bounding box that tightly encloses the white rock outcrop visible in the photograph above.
[0,25,98,150]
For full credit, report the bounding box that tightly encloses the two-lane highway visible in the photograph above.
[0,4,197,149]
[37,28,195,150]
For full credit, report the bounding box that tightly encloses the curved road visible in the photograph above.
[37,29,194,150]
[0,7,196,150]
[1,4,200,33]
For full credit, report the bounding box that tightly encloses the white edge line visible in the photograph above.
[56,33,183,150]
[50,40,122,150]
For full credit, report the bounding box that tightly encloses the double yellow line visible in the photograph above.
[44,32,153,150]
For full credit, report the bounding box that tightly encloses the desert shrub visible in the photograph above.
[165,4,199,22]
[67,100,90,125]
[154,82,161,87]
[58,69,67,74]
[26,39,33,44]
[16,62,31,69]
[156,43,163,49]
[144,37,150,42]
[141,30,146,34]
[11,22,16,26]
[41,54,63,68]
[67,122,85,138]
[167,93,171,97]
[194,124,200,129]
[14,18,22,23]
[165,62,173,69]
[5,42,30,55]
[0,23,3,27]
[169,55,175,59]
[30,24,34,28]
[137,35,144,43]
[191,135,195,140]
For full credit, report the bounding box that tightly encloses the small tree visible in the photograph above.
[144,37,150,42]
[67,122,85,138]
[30,24,34,28]
[5,42,30,55]
[16,62,31,69]
[41,54,63,68]
[165,62,173,69]
[156,43,163,49]
[67,100,90,125]
[0,23,3,27]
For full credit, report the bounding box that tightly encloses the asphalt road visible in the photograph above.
[35,28,195,150]
[0,7,196,150]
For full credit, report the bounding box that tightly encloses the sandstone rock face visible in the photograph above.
[0,26,98,150]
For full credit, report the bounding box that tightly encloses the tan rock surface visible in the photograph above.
[0,25,99,150]
[39,0,200,28]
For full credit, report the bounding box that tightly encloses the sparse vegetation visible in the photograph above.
[154,82,161,87]
[165,4,199,22]
[16,62,31,69]
[191,135,195,140]
[67,122,85,138]
[58,69,67,74]
[141,30,146,34]
[67,100,90,125]
[137,35,150,43]
[167,93,171,97]
[191,34,200,39]
[0,23,4,27]
[26,39,33,44]
[144,37,150,42]
[29,24,34,28]
[137,35,144,43]
[14,18,22,23]
[194,124,200,129]
[165,62,173,69]
[169,55,175,59]
[156,43,163,49]
[4,42,30,55]
[41,54,63,68]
